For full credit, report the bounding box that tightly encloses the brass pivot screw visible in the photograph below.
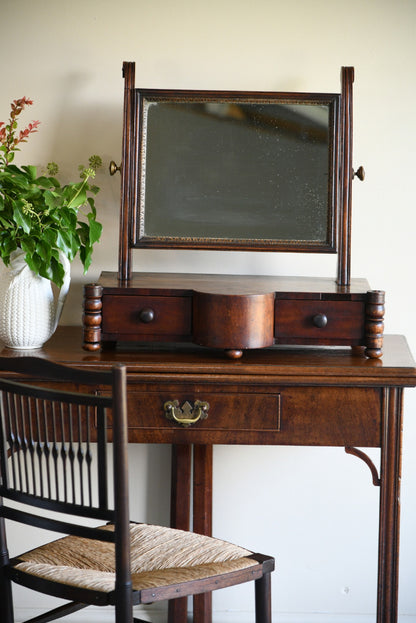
[353,166,365,181]
[109,161,121,175]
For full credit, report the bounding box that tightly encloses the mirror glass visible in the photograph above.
[133,92,339,252]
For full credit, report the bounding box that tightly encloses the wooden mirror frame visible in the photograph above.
[117,63,355,287]
[133,91,339,251]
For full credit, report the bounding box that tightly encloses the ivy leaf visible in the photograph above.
[48,254,65,287]
[63,182,86,209]
[0,235,17,261]
[25,251,41,274]
[56,230,75,260]
[21,165,37,180]
[35,239,51,263]
[42,226,57,247]
[79,243,91,272]
[87,213,102,245]
[0,215,11,228]
[20,237,36,255]
[43,189,58,210]
[6,164,26,176]
[13,204,32,233]
[35,176,58,190]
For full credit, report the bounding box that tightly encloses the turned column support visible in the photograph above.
[365,290,385,358]
[82,283,103,351]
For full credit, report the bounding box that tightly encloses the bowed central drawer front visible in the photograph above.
[104,383,382,447]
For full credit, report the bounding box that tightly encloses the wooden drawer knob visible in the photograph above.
[139,308,155,323]
[313,313,328,328]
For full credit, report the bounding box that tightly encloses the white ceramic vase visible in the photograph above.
[0,248,71,350]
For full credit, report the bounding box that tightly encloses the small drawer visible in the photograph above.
[102,295,191,337]
[108,388,281,435]
[275,300,365,340]
[102,384,381,447]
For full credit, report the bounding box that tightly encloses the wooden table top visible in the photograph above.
[98,271,372,297]
[1,327,415,388]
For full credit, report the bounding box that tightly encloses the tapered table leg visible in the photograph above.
[168,444,192,623]
[377,388,403,623]
[192,445,213,623]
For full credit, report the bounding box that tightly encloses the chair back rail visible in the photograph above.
[0,358,125,538]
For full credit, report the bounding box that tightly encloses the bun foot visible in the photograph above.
[225,349,243,359]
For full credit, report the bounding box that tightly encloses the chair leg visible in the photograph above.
[0,516,14,623]
[115,585,133,623]
[0,570,13,623]
[255,573,272,623]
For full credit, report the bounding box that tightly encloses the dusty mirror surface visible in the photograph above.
[134,92,339,251]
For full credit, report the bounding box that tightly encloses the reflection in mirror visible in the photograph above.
[135,93,339,251]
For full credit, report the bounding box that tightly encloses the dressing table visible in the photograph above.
[75,63,415,622]
[1,327,415,623]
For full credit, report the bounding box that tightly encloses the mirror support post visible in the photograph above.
[118,61,136,282]
[337,66,354,287]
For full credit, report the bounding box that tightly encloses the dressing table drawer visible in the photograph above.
[119,388,281,435]
[101,294,191,339]
[104,384,381,447]
[275,299,366,342]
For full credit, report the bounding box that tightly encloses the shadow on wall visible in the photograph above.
[46,70,123,162]
[43,72,126,325]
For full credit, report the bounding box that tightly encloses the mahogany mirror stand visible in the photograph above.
[83,63,384,358]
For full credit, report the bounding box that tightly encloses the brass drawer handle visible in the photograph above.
[164,400,210,427]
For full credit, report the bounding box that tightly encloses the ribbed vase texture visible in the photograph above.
[0,249,70,350]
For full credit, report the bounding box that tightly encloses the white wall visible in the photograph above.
[2,0,416,621]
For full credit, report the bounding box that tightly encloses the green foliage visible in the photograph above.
[0,98,103,287]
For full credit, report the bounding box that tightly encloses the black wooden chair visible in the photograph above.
[0,356,274,623]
